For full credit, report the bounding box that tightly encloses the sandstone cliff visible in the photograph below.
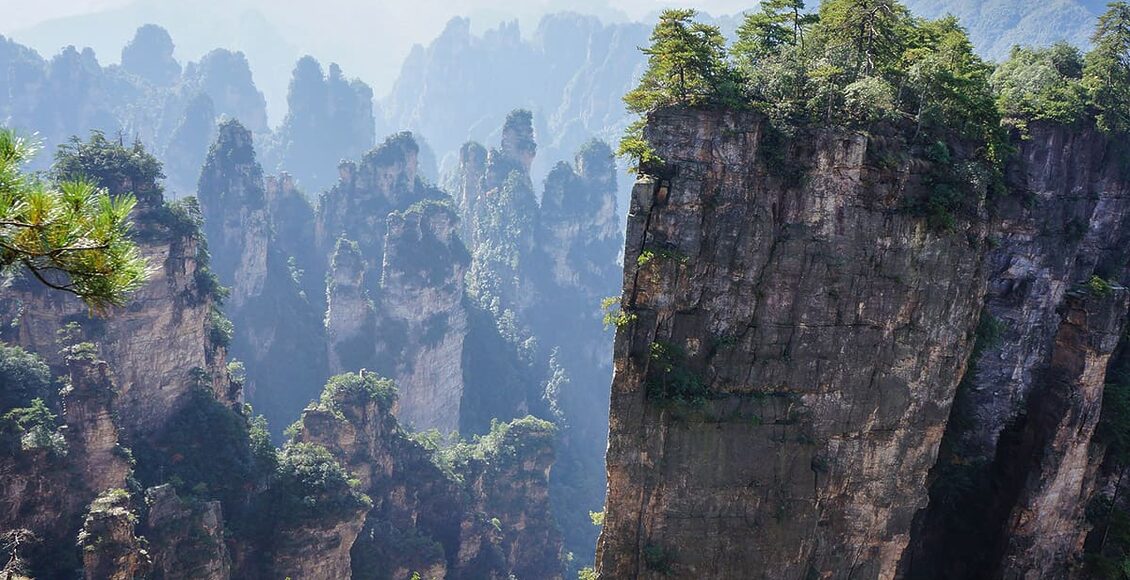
[196,120,328,433]
[320,132,472,434]
[0,149,235,443]
[596,108,989,578]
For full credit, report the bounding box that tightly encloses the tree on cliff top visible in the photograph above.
[0,129,148,308]
[735,0,818,63]
[623,9,742,113]
[1084,1,1130,134]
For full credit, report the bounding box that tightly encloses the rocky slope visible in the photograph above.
[596,108,990,578]
[0,134,566,579]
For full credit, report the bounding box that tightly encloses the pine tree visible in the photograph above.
[623,9,740,113]
[734,0,818,63]
[0,129,148,308]
[1084,2,1130,134]
[815,0,909,80]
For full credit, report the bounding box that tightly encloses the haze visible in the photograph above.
[0,0,750,125]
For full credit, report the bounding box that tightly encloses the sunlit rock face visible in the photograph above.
[597,108,989,579]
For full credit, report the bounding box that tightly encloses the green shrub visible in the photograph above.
[208,308,234,348]
[266,442,370,523]
[646,341,708,407]
[600,297,636,329]
[318,372,398,414]
[1088,275,1115,296]
[1,398,67,456]
[0,344,53,413]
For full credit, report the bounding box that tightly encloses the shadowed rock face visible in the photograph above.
[904,123,1130,579]
[596,108,989,579]
[144,485,231,580]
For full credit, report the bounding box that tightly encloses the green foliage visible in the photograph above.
[589,510,605,526]
[624,9,743,114]
[638,247,689,268]
[52,131,164,198]
[842,76,897,124]
[208,307,234,348]
[133,387,275,513]
[992,43,1088,126]
[1089,275,1116,296]
[474,415,556,462]
[318,372,398,414]
[578,567,598,580]
[600,296,636,330]
[0,343,53,413]
[0,398,67,456]
[267,442,370,523]
[646,340,708,407]
[0,128,149,308]
[1084,2,1130,135]
[734,1,817,64]
[414,416,556,484]
[616,119,663,173]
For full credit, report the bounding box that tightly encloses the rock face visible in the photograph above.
[0,136,248,578]
[0,173,234,445]
[904,122,1130,578]
[61,359,133,496]
[0,356,130,577]
[144,485,231,580]
[78,491,149,580]
[198,119,270,309]
[595,108,988,578]
[997,291,1128,575]
[266,517,367,580]
[197,120,328,433]
[378,203,471,431]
